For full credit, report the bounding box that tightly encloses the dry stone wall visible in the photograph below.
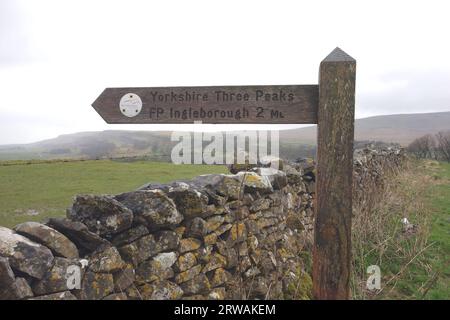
[0,147,405,300]
[353,147,407,208]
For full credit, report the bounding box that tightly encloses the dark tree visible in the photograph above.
[435,131,450,162]
[407,134,436,159]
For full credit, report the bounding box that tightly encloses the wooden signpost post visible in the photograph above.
[92,47,356,300]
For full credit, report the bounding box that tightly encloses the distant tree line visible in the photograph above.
[407,131,450,162]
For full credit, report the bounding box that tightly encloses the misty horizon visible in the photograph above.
[1,110,449,148]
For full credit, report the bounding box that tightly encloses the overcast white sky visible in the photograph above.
[1,0,450,144]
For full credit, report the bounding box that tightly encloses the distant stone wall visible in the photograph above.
[353,146,407,207]
[0,147,405,300]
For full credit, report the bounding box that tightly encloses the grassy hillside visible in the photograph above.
[0,160,227,228]
[351,159,449,299]
[421,161,450,299]
[0,130,173,161]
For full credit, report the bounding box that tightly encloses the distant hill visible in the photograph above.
[0,131,173,161]
[280,111,450,145]
[0,111,449,160]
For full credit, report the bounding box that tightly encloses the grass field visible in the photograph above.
[419,161,450,299]
[356,160,450,300]
[343,157,450,300]
[0,160,227,228]
[385,160,450,299]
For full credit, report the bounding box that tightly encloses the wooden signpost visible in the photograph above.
[93,85,319,124]
[92,47,356,300]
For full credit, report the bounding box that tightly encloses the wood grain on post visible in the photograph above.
[313,48,356,299]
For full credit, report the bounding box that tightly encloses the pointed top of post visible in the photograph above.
[322,47,355,62]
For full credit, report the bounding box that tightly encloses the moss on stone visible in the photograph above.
[285,267,313,300]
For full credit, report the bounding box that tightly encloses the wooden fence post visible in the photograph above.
[313,47,356,299]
